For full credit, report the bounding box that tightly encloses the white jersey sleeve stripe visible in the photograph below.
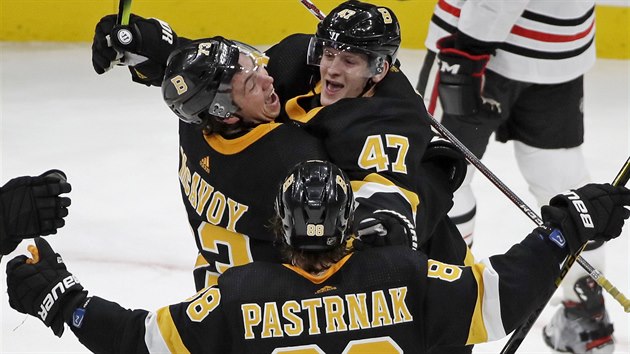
[145,306,191,354]
[479,258,507,341]
[144,310,172,354]
[465,258,507,344]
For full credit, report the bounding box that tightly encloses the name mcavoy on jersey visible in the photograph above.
[179,148,249,232]
[240,287,413,339]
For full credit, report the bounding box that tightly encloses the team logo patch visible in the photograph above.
[117,29,133,45]
[200,156,210,174]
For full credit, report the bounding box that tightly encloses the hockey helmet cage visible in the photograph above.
[307,0,401,75]
[162,37,269,124]
[276,160,354,252]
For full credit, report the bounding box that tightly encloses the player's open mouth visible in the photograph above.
[325,80,344,93]
[266,89,278,105]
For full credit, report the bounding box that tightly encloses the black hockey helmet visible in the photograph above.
[307,0,401,75]
[276,160,354,252]
[162,37,268,124]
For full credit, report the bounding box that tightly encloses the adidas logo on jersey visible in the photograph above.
[200,156,210,174]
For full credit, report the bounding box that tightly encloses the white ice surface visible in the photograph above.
[1,42,628,353]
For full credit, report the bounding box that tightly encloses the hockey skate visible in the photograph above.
[542,276,614,353]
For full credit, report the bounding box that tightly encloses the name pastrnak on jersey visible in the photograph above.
[178,121,327,290]
[71,234,562,353]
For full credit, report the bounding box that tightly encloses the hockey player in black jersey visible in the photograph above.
[93,17,330,290]
[91,1,468,271]
[6,160,630,353]
[264,1,471,267]
[163,38,330,290]
[97,33,328,290]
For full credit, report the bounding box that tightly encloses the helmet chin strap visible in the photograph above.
[357,59,387,98]
[358,78,376,98]
[218,111,255,136]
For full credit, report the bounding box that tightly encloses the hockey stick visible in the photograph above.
[117,0,133,26]
[500,156,630,354]
[109,0,133,65]
[299,0,326,21]
[429,113,630,311]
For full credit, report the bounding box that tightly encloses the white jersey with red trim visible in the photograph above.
[425,0,596,84]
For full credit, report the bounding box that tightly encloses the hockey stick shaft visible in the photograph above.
[428,113,544,224]
[299,0,326,21]
[109,0,133,65]
[117,0,133,26]
[499,156,630,354]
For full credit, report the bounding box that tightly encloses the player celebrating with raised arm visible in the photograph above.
[6,160,630,352]
[162,38,330,290]
[91,0,469,275]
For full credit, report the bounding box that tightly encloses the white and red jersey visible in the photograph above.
[425,0,596,84]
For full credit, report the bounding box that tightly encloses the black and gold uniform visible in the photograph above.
[267,34,471,266]
[178,120,327,289]
[69,233,562,353]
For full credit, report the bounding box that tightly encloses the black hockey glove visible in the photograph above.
[353,210,418,251]
[541,183,630,254]
[422,136,467,192]
[436,35,499,116]
[92,13,179,86]
[6,237,87,337]
[0,170,71,255]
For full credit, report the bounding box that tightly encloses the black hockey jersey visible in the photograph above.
[178,121,328,289]
[70,233,562,353]
[267,34,471,266]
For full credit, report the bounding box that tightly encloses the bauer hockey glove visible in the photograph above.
[6,237,87,337]
[0,170,71,255]
[354,210,418,251]
[541,183,630,254]
[436,35,499,116]
[92,13,180,86]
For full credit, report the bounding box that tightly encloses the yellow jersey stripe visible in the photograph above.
[479,258,507,341]
[466,262,489,344]
[463,247,475,266]
[155,306,190,354]
[284,82,324,124]
[205,123,282,154]
[283,253,353,284]
[351,173,420,215]
[144,307,188,354]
